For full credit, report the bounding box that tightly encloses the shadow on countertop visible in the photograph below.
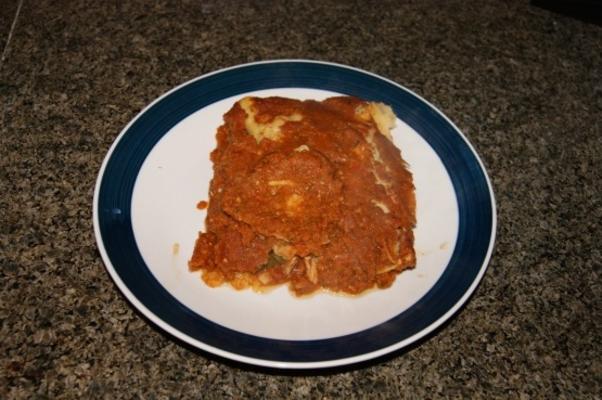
[532,0,602,26]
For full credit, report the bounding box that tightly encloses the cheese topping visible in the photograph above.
[294,144,310,152]
[240,97,303,142]
[355,102,396,140]
[369,102,396,140]
[371,200,390,214]
[268,180,295,186]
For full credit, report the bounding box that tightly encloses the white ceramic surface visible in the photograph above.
[130,88,458,341]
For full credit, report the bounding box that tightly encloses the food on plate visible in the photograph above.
[189,96,416,296]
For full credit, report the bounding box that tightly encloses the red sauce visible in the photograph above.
[189,96,416,296]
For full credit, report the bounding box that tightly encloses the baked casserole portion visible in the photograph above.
[190,96,415,296]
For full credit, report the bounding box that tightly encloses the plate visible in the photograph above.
[93,60,496,369]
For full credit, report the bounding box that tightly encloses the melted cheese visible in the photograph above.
[355,102,396,140]
[377,264,400,274]
[371,200,390,214]
[369,102,396,140]
[268,180,295,186]
[240,97,303,142]
[366,130,384,164]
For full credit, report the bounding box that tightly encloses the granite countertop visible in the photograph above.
[1,0,600,398]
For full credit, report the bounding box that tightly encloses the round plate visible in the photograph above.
[93,60,496,369]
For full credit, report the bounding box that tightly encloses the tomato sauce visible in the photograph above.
[189,96,415,296]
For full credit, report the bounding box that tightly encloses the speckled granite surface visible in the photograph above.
[1,0,600,398]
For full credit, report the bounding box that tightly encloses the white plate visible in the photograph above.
[93,60,496,369]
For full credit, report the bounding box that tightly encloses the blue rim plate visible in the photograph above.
[93,60,496,369]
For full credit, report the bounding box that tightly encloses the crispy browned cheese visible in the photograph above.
[189,96,416,296]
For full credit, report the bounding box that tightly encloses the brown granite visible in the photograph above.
[1,0,601,398]
[0,0,20,60]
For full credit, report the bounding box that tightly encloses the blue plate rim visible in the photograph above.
[92,59,497,369]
